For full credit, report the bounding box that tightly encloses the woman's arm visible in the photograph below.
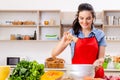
[51,39,69,57]
[98,46,105,59]
[93,46,106,66]
[51,32,78,57]
[51,32,72,57]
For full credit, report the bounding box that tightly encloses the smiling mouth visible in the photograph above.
[83,25,88,27]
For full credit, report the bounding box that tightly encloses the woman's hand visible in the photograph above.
[62,32,78,44]
[93,58,104,66]
[93,58,105,78]
[62,32,73,45]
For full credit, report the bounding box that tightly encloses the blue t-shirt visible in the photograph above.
[69,26,107,58]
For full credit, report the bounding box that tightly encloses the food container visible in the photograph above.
[45,57,65,68]
[65,64,95,79]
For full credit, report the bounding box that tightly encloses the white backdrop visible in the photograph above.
[0,0,120,11]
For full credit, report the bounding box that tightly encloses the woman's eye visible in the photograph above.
[79,17,92,20]
[79,17,83,20]
[87,17,91,20]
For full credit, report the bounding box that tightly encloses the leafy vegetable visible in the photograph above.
[104,55,112,63]
[8,60,44,80]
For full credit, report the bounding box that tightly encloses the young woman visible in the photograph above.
[51,3,107,66]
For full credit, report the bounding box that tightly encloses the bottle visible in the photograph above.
[34,30,37,40]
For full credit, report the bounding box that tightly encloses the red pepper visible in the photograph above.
[95,65,105,78]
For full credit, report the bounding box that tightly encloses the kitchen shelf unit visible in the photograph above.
[0,10,61,41]
[61,24,103,37]
[103,10,120,41]
[38,10,61,40]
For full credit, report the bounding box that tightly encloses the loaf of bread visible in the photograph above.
[45,57,65,68]
[23,21,35,25]
[12,21,23,25]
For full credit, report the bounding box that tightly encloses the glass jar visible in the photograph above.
[16,34,22,40]
[23,35,30,40]
[10,34,16,40]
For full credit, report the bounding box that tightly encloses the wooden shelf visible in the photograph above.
[106,40,120,42]
[0,24,37,27]
[39,25,60,27]
[103,10,120,41]
[104,25,120,27]
[0,10,61,41]
[0,40,59,42]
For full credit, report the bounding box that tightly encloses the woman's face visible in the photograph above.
[78,10,94,29]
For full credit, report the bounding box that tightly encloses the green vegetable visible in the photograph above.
[102,55,112,69]
[104,55,112,63]
[8,60,45,80]
[45,35,57,37]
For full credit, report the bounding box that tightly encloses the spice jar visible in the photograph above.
[10,34,16,40]
[16,34,22,40]
[23,35,30,40]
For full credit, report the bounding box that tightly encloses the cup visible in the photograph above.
[49,19,55,25]
[106,16,114,25]
[118,18,120,25]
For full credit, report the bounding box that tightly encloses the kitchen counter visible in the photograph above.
[45,67,120,76]
[104,69,120,76]
[10,66,120,73]
[45,68,66,72]
[8,67,120,80]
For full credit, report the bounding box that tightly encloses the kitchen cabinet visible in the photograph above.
[0,10,37,40]
[0,10,61,41]
[103,10,120,41]
[38,10,61,40]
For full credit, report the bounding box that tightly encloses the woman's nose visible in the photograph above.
[83,19,87,23]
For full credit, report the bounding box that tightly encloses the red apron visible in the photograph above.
[72,36,98,64]
[72,36,105,78]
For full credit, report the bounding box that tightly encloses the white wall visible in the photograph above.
[0,41,71,65]
[0,0,120,11]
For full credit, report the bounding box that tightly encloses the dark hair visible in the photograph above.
[72,3,96,35]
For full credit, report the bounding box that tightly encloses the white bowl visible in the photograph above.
[66,64,95,78]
